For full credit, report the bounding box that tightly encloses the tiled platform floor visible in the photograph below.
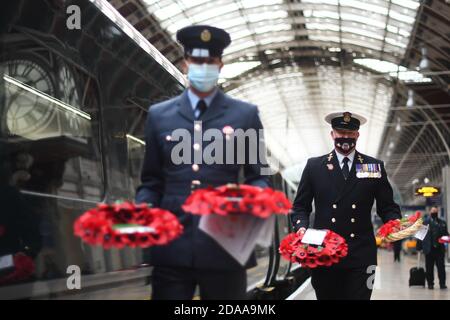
[293,249,450,300]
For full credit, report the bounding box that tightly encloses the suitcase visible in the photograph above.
[409,252,425,287]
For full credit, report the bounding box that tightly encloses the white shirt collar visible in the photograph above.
[187,88,218,111]
[335,149,356,168]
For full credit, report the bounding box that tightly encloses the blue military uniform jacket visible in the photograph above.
[136,89,270,270]
[290,149,401,268]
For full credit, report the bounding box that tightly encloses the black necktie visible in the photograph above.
[342,157,350,180]
[195,100,207,119]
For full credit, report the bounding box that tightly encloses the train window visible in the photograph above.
[247,244,272,291]
[1,57,104,201]
[0,54,105,296]
[275,215,291,280]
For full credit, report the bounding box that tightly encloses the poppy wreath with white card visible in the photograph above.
[279,229,348,268]
[182,184,291,218]
[74,202,183,249]
[376,211,423,243]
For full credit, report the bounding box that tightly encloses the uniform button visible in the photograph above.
[333,204,337,209]
[192,164,199,172]
[296,220,301,224]
[194,124,201,131]
[351,218,356,223]
[352,204,356,209]
[331,218,336,223]
[350,233,355,238]
[193,143,200,151]
[165,135,172,141]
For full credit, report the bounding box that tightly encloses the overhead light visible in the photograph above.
[395,118,402,132]
[406,89,414,107]
[354,58,431,83]
[386,150,392,157]
[424,177,430,184]
[126,134,145,146]
[412,178,419,185]
[418,47,430,71]
[328,47,342,52]
[388,141,395,149]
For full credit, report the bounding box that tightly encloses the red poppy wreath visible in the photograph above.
[181,184,292,218]
[377,211,423,242]
[279,230,348,268]
[0,254,35,286]
[74,202,183,249]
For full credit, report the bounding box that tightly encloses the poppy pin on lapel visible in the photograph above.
[222,125,234,140]
[327,164,334,170]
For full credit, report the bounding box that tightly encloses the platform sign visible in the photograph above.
[415,186,440,197]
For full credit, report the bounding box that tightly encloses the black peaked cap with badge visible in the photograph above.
[176,25,231,58]
[325,111,367,131]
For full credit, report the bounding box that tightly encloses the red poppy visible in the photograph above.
[408,211,421,223]
[279,233,299,262]
[377,219,401,238]
[316,255,331,266]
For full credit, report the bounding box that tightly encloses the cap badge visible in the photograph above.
[201,29,211,42]
[343,112,352,123]
[327,153,333,162]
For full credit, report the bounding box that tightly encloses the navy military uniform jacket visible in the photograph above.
[290,150,401,269]
[136,89,270,270]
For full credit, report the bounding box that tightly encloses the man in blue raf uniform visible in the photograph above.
[135,25,269,300]
[290,111,401,300]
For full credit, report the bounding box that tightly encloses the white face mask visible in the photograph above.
[187,63,220,93]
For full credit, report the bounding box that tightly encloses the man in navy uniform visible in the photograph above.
[290,111,401,300]
[135,25,269,300]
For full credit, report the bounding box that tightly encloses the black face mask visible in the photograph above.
[430,212,438,219]
[334,137,356,155]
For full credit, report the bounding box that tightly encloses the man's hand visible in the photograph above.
[296,227,306,235]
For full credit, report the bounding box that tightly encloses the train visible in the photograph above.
[0,0,308,300]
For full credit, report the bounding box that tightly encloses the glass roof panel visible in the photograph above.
[227,65,393,167]
[136,0,422,170]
